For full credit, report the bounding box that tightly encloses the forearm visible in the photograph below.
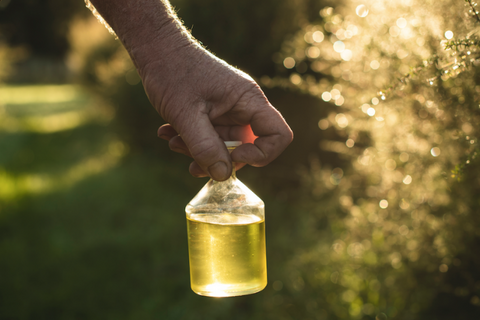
[86,0,197,73]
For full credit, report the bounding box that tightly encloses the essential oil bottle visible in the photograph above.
[185,141,267,297]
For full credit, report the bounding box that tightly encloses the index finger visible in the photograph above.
[230,96,293,167]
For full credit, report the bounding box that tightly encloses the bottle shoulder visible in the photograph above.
[186,177,264,213]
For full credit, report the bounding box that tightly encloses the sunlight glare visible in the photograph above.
[203,283,237,298]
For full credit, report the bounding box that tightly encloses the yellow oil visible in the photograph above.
[187,213,267,297]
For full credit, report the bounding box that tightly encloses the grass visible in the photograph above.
[0,84,296,320]
[0,85,192,319]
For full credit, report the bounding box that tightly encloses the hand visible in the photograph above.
[141,44,293,181]
[85,0,292,181]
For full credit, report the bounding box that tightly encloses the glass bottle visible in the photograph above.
[185,141,267,297]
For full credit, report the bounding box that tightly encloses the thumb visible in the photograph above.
[179,114,232,181]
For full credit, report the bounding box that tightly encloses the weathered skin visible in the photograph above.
[88,0,293,181]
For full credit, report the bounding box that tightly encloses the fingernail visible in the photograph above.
[208,162,229,181]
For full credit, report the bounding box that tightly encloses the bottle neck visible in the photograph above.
[211,145,237,183]
[227,146,237,180]
[212,163,236,183]
[230,163,237,179]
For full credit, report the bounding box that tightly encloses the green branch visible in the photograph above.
[444,38,480,50]
[465,0,480,23]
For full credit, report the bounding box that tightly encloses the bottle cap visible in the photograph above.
[224,141,242,147]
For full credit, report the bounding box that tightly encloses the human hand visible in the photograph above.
[141,45,293,181]
[85,0,292,181]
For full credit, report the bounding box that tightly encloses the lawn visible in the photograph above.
[0,84,297,320]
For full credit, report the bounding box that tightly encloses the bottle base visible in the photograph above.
[191,282,267,297]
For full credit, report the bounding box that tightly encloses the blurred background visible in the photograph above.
[1,0,480,319]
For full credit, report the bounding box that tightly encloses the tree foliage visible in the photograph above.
[269,0,480,318]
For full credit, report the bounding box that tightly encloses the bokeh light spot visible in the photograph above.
[361,103,370,113]
[318,119,329,130]
[376,313,388,320]
[283,57,296,69]
[335,96,345,106]
[396,17,407,29]
[367,108,376,116]
[341,49,353,61]
[445,30,454,39]
[290,73,302,85]
[330,167,344,185]
[399,152,409,162]
[346,139,355,148]
[403,175,412,185]
[333,41,346,53]
[331,89,341,100]
[431,147,441,157]
[313,31,325,43]
[385,159,397,171]
[379,199,389,209]
[322,92,332,101]
[356,4,369,17]
[397,49,409,59]
[389,26,401,37]
[335,113,349,128]
[307,46,321,59]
